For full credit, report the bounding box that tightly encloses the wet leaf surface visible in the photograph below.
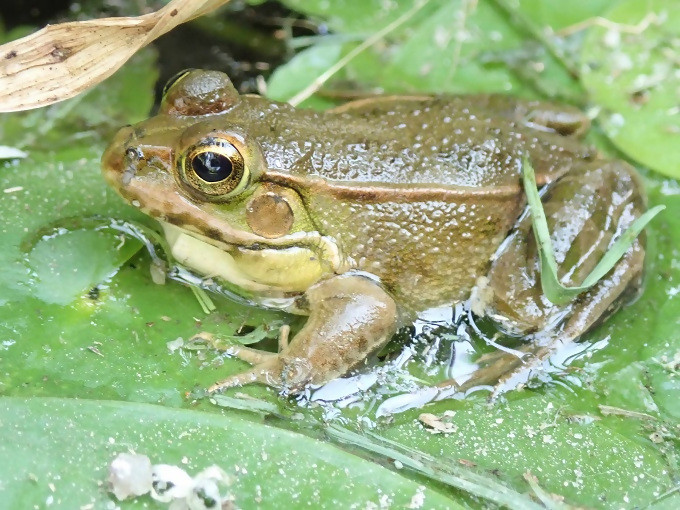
[0,397,460,509]
[580,0,680,177]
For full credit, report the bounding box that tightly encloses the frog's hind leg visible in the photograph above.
[460,159,646,395]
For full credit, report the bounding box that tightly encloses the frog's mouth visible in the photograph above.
[131,177,347,294]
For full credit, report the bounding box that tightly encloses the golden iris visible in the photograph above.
[178,139,250,199]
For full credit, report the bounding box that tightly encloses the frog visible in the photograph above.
[101,70,646,396]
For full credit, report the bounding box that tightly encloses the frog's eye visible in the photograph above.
[178,139,250,199]
[161,69,195,99]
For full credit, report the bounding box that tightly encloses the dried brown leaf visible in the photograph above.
[0,0,230,112]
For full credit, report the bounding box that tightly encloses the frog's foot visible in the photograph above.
[209,273,398,395]
[464,159,645,396]
[476,95,591,137]
[204,326,295,392]
[208,357,286,394]
[190,331,277,365]
[455,342,558,397]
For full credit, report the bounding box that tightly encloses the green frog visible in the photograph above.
[102,70,646,395]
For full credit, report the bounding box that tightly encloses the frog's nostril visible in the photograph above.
[102,127,136,175]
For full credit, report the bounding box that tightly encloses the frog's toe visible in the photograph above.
[456,338,580,398]
[207,372,255,394]
[208,355,316,394]
[226,345,277,365]
[453,348,528,394]
[474,345,552,396]
[191,332,278,365]
[208,358,284,394]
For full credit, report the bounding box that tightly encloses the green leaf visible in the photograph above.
[327,425,543,510]
[580,0,680,177]
[523,157,664,305]
[267,43,343,106]
[380,394,678,509]
[280,0,602,100]
[515,0,612,30]
[279,0,421,33]
[24,228,142,306]
[0,397,461,509]
[379,0,524,94]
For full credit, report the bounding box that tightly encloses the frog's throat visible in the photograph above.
[161,222,348,295]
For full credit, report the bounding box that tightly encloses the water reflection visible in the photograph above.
[302,301,610,419]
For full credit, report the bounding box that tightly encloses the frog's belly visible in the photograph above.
[308,193,523,310]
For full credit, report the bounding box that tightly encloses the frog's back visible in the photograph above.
[225,95,597,309]
[233,94,595,190]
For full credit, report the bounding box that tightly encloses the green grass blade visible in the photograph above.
[578,204,665,288]
[522,157,664,306]
[327,425,543,510]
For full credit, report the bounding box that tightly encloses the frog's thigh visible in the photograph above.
[208,274,398,393]
[463,161,645,392]
[464,238,643,395]
[484,159,645,337]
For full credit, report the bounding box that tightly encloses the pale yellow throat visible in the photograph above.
[160,222,327,294]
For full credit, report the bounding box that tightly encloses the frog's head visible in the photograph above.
[102,70,346,296]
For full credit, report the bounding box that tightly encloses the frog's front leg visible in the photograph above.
[462,159,646,394]
[208,273,398,394]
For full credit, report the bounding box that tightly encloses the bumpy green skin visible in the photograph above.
[102,70,646,393]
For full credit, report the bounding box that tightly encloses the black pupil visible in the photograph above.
[192,151,233,182]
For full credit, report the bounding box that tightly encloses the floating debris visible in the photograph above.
[108,453,233,509]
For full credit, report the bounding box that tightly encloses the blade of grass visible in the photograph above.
[327,425,544,510]
[287,0,430,106]
[522,156,664,305]
[210,395,540,509]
